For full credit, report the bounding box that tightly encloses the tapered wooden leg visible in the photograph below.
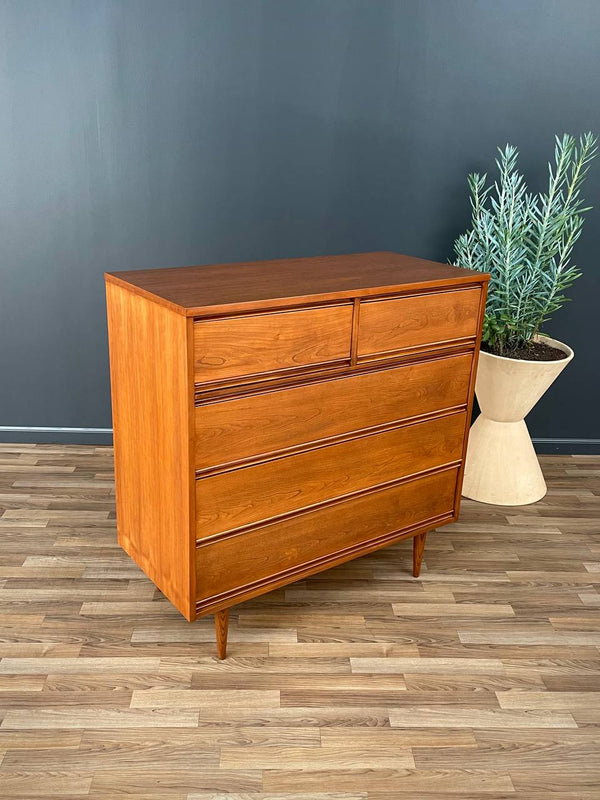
[413,532,427,578]
[215,608,230,659]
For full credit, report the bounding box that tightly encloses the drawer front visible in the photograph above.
[358,288,481,359]
[196,467,458,603]
[196,411,466,538]
[194,352,472,470]
[194,304,353,385]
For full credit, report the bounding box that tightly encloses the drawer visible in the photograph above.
[358,288,481,359]
[196,466,458,603]
[194,352,472,470]
[196,411,466,538]
[194,304,353,385]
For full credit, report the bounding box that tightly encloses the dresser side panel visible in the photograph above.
[453,278,489,514]
[106,281,195,620]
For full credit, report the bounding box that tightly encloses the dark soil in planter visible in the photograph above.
[482,340,568,361]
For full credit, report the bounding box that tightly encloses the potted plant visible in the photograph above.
[454,133,597,505]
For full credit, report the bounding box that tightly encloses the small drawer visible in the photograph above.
[194,304,353,385]
[195,466,458,604]
[358,288,481,359]
[195,411,466,538]
[194,352,472,470]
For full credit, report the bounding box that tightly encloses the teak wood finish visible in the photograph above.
[105,252,489,657]
[193,303,353,384]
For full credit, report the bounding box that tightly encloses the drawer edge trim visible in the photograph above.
[195,510,455,615]
[195,346,475,404]
[194,357,351,392]
[357,335,476,363]
[358,286,482,305]
[196,461,461,545]
[195,405,467,478]
[193,299,354,322]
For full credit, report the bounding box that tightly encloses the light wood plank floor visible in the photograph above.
[0,444,599,798]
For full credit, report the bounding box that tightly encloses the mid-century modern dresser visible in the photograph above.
[105,252,488,657]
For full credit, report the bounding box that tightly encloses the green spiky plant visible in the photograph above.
[453,133,597,356]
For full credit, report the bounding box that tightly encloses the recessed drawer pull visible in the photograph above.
[194,352,472,471]
[195,411,467,539]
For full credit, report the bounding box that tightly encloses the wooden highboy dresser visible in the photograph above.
[105,252,488,657]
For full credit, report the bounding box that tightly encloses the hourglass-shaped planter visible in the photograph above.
[462,335,574,506]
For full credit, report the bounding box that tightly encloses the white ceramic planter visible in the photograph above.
[462,334,573,506]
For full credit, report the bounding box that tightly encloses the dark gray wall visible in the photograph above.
[1,0,599,448]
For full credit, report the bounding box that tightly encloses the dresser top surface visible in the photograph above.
[105,251,487,316]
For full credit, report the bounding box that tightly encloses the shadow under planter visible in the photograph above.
[462,334,573,506]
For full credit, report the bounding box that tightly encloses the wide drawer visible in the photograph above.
[196,466,458,604]
[194,304,353,385]
[194,352,472,470]
[358,288,481,359]
[196,411,466,538]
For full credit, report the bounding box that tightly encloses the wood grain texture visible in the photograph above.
[193,304,352,384]
[195,412,466,538]
[0,447,599,798]
[413,532,427,578]
[105,282,195,620]
[215,608,230,660]
[358,287,481,359]
[105,251,485,316]
[195,467,459,605]
[194,352,473,470]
